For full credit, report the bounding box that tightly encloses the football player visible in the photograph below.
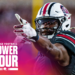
[14,2,75,75]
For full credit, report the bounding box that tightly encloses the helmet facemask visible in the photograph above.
[35,18,60,39]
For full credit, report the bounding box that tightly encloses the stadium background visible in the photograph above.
[0,0,75,75]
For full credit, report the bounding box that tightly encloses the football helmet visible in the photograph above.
[35,2,71,39]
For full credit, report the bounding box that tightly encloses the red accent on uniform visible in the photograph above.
[26,22,28,24]
[68,17,70,19]
[42,3,50,16]
[57,34,75,44]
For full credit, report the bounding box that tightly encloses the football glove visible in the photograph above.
[14,14,39,42]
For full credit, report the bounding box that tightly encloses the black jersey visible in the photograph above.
[34,31,75,75]
[52,31,75,75]
[54,31,75,55]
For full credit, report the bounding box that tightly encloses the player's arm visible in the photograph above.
[14,14,70,66]
[35,35,70,66]
[14,23,70,66]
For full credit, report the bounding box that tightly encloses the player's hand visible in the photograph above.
[13,21,36,37]
[13,14,39,42]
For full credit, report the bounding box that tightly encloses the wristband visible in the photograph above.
[31,33,39,41]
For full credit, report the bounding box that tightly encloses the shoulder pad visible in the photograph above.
[55,31,75,54]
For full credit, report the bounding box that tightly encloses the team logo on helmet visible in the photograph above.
[60,5,69,16]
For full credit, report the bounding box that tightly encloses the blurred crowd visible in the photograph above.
[0,5,32,42]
